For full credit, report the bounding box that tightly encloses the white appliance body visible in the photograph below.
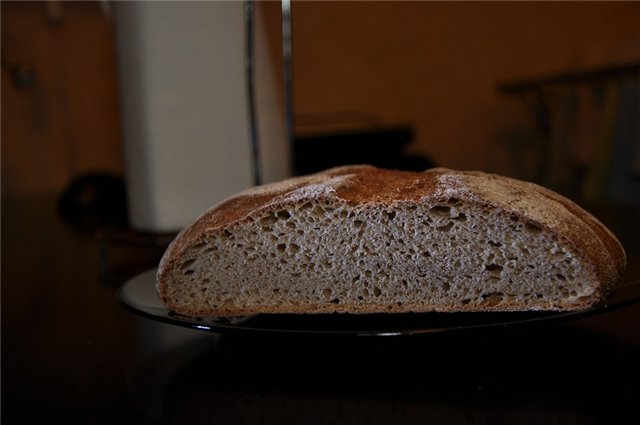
[114,1,288,233]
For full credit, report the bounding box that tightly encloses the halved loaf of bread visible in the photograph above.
[157,165,626,316]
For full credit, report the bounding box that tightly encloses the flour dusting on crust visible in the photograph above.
[279,175,353,204]
[432,172,476,201]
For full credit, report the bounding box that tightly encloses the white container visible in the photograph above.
[113,1,288,233]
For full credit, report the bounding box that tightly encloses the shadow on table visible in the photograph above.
[125,323,639,425]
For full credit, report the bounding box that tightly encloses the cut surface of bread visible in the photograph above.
[157,165,626,317]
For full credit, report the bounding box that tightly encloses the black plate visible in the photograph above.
[117,268,640,337]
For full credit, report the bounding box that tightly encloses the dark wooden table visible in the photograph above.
[3,195,639,424]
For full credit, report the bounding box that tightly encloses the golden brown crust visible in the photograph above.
[157,165,626,315]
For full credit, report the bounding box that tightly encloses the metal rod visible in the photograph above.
[245,0,262,186]
[282,0,295,175]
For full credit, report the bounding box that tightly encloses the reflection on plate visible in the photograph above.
[118,268,640,337]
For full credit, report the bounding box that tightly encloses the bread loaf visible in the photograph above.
[157,165,626,317]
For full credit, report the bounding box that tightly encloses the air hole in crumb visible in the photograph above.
[184,269,195,276]
[453,213,467,222]
[447,198,460,205]
[430,205,451,216]
[386,211,396,220]
[276,210,291,219]
[436,222,454,232]
[277,244,286,252]
[354,219,364,227]
[525,221,543,234]
[330,298,340,304]
[485,264,503,273]
[482,292,504,306]
[556,273,567,281]
[373,287,382,297]
[192,242,207,250]
[260,215,278,226]
[290,243,300,254]
[461,298,471,305]
[321,288,332,297]
[180,259,196,271]
[488,240,502,247]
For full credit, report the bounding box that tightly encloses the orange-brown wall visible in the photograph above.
[2,1,123,197]
[3,1,640,197]
[273,1,640,178]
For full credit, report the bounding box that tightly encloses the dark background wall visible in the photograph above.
[3,1,639,198]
